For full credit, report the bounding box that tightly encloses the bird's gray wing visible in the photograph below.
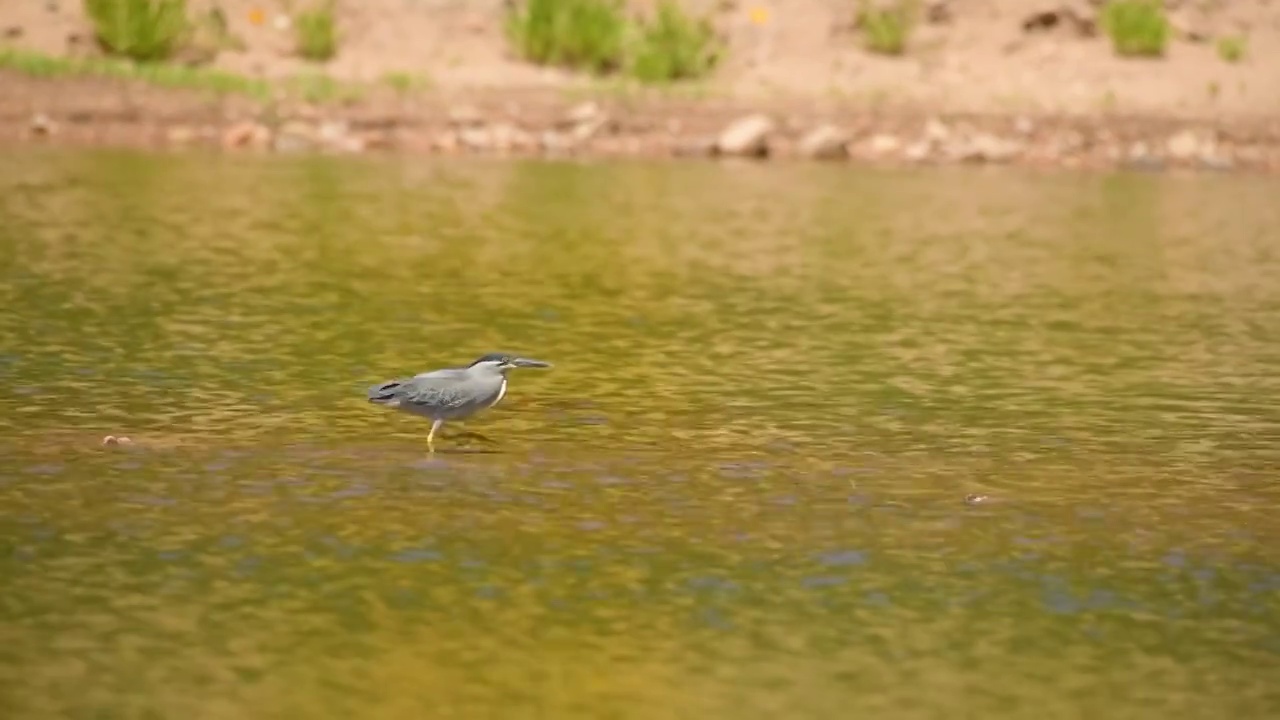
[399,368,474,410]
[367,367,468,408]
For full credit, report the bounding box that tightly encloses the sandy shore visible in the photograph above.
[2,0,1279,172]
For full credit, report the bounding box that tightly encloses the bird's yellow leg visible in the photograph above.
[428,420,443,453]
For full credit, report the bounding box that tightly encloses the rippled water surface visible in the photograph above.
[2,149,1279,719]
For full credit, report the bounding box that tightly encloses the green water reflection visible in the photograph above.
[1,149,1278,719]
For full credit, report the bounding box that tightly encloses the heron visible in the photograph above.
[366,352,553,452]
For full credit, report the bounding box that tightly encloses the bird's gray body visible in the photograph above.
[366,352,551,451]
[367,366,508,421]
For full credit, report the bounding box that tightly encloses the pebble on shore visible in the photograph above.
[18,103,1266,174]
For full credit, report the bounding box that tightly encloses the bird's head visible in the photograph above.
[467,352,553,374]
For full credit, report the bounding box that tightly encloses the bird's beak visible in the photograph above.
[511,357,552,369]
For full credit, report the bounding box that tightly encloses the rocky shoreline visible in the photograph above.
[4,72,1279,174]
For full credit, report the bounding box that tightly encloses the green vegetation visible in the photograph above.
[83,0,190,62]
[1100,89,1119,112]
[288,71,363,103]
[0,47,370,104]
[506,0,719,82]
[506,0,626,74]
[857,0,916,56]
[1101,0,1169,58]
[295,2,339,62]
[184,5,247,63]
[0,46,269,97]
[192,5,244,52]
[1215,35,1246,63]
[630,1,720,83]
[382,71,433,96]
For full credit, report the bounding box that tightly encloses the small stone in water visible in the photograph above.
[29,113,55,137]
[964,493,989,505]
[102,435,133,446]
[715,114,774,157]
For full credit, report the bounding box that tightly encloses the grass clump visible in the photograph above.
[630,1,720,82]
[856,0,916,56]
[193,5,245,52]
[286,72,363,103]
[82,0,190,62]
[0,46,271,98]
[295,1,339,62]
[506,0,719,82]
[1216,35,1246,63]
[382,71,432,96]
[183,5,247,63]
[506,0,626,75]
[0,47,364,104]
[1101,0,1169,57]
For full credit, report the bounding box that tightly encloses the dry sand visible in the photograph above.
[2,0,1279,170]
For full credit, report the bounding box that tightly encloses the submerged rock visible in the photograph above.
[952,133,1024,163]
[28,113,55,137]
[458,125,490,151]
[273,121,317,153]
[458,123,534,153]
[572,113,611,142]
[1124,141,1166,172]
[447,105,484,128]
[1165,129,1205,162]
[798,124,849,160]
[673,137,717,157]
[432,130,460,153]
[496,123,536,152]
[317,119,347,143]
[313,120,365,153]
[359,130,394,152]
[222,121,269,150]
[923,117,950,144]
[904,140,932,163]
[716,114,774,157]
[166,125,198,146]
[539,131,576,155]
[1199,154,1235,172]
[561,101,603,130]
[866,133,902,157]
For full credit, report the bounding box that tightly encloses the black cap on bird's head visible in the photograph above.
[468,352,553,371]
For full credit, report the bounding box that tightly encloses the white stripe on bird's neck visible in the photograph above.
[491,377,508,407]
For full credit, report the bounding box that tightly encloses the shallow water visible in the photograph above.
[1,148,1278,719]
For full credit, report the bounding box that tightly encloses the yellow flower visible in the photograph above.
[748,6,770,25]
[248,7,266,26]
